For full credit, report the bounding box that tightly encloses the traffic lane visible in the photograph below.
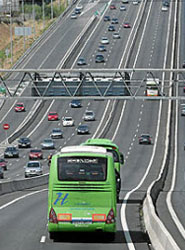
[74,4,138,68]
[0,188,48,250]
[0,100,36,144]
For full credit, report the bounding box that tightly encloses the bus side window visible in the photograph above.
[120,153,124,164]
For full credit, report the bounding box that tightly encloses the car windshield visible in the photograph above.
[20,138,29,142]
[16,104,23,107]
[141,135,150,138]
[49,113,57,116]
[0,159,5,162]
[6,147,16,151]
[79,125,88,129]
[53,128,61,132]
[65,117,72,121]
[44,139,52,143]
[31,150,41,153]
[58,156,107,181]
[86,111,93,115]
[27,163,40,168]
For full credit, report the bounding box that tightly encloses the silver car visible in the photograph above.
[50,128,63,139]
[24,161,43,178]
[41,138,55,149]
[83,110,95,121]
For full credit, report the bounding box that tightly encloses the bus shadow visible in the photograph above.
[53,231,126,243]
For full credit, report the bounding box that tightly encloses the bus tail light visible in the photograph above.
[106,208,115,224]
[92,214,106,222]
[57,213,72,222]
[49,208,58,224]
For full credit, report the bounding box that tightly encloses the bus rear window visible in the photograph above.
[58,156,107,181]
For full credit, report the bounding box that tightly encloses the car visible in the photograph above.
[139,134,152,144]
[75,8,81,14]
[14,102,25,112]
[123,22,131,28]
[120,5,126,10]
[18,137,31,148]
[110,4,116,9]
[108,25,115,31]
[62,117,74,127]
[4,147,19,158]
[77,57,86,66]
[98,45,106,52]
[161,5,168,11]
[50,128,63,139]
[83,110,95,121]
[182,61,185,68]
[111,18,118,24]
[133,0,139,4]
[104,15,110,21]
[29,149,43,160]
[101,37,109,44]
[70,99,82,108]
[71,13,77,19]
[24,161,43,178]
[0,158,7,171]
[122,0,129,3]
[48,112,59,121]
[76,4,83,10]
[113,32,120,39]
[163,1,169,7]
[0,167,4,179]
[95,54,105,63]
[77,124,89,134]
[181,107,185,116]
[41,138,55,149]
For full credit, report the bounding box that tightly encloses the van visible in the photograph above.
[48,146,117,239]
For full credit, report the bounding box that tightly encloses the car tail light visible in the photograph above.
[106,208,115,224]
[49,208,58,224]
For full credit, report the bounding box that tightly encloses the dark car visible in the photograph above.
[139,134,152,144]
[182,61,185,68]
[70,99,82,108]
[108,25,115,31]
[0,158,7,171]
[77,124,89,134]
[77,57,86,66]
[163,1,169,7]
[98,45,106,52]
[4,147,19,158]
[0,167,4,179]
[181,107,185,116]
[111,18,118,24]
[104,15,110,21]
[75,8,81,14]
[95,54,105,63]
[29,149,43,160]
[18,137,31,148]
[110,4,116,9]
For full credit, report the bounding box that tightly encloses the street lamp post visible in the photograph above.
[32,0,36,39]
[42,0,45,29]
[7,1,13,64]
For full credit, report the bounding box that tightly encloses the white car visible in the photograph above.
[62,117,74,127]
[83,110,95,121]
[101,37,109,44]
[161,5,168,11]
[133,0,139,4]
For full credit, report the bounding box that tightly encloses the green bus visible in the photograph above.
[81,138,124,197]
[48,145,117,239]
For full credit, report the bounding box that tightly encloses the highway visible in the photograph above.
[0,0,184,249]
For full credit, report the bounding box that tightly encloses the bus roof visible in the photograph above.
[83,138,119,150]
[61,145,108,154]
[146,78,160,85]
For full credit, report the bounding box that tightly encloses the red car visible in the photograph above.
[29,149,43,160]
[48,112,59,121]
[110,4,116,9]
[14,102,25,112]
[0,158,7,170]
[123,22,131,28]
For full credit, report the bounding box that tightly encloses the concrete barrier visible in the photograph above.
[0,174,49,196]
